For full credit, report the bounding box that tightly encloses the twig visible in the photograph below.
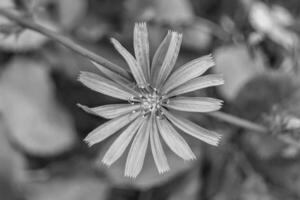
[208,111,268,133]
[0,8,131,78]
[0,8,270,134]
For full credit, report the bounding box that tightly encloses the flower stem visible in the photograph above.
[0,8,269,134]
[208,111,268,133]
[0,8,130,77]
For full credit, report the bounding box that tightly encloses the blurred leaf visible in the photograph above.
[249,2,298,50]
[35,0,88,30]
[59,0,87,29]
[27,176,108,200]
[169,168,201,200]
[124,0,154,21]
[0,119,26,200]
[153,0,194,25]
[214,45,264,101]
[182,21,212,51]
[238,175,274,200]
[0,0,21,38]
[0,57,76,156]
[0,14,57,51]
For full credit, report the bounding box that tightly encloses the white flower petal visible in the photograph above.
[150,115,169,173]
[91,61,139,96]
[165,97,223,113]
[151,31,182,89]
[91,61,132,85]
[111,38,147,87]
[84,111,140,146]
[134,22,150,81]
[151,31,172,75]
[77,103,140,119]
[102,117,144,166]
[167,74,224,97]
[125,116,150,178]
[163,109,221,146]
[156,117,196,160]
[162,55,214,94]
[78,71,135,100]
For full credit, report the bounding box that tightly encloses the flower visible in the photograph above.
[78,23,224,178]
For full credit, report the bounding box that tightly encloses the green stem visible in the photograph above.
[0,8,269,134]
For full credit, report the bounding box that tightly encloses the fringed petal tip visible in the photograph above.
[135,22,147,28]
[204,133,222,147]
[214,134,223,146]
[83,137,95,147]
[76,103,96,115]
[158,167,170,174]
[167,30,183,36]
[101,159,112,167]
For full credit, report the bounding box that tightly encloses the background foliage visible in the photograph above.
[1,0,300,199]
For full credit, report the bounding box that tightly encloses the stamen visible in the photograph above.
[128,96,141,104]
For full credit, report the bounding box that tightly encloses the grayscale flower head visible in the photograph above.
[78,22,224,178]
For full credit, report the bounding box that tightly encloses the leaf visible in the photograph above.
[0,58,76,156]
[165,97,223,113]
[28,176,108,200]
[214,45,263,100]
[0,17,57,51]
[249,2,298,50]
[0,119,26,200]
[56,0,87,30]
[154,0,194,25]
[181,21,212,51]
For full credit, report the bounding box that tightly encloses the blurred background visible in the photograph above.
[1,0,300,199]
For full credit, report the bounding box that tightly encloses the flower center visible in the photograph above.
[129,86,169,117]
[141,92,161,114]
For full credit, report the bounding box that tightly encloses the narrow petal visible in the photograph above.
[84,111,140,146]
[134,23,150,81]
[165,97,223,113]
[111,38,147,87]
[91,61,140,97]
[102,117,144,166]
[92,57,132,80]
[125,116,150,178]
[91,61,133,85]
[167,74,224,97]
[151,31,182,89]
[151,31,172,75]
[149,115,169,173]
[78,71,135,101]
[162,55,214,94]
[156,117,196,160]
[162,109,221,146]
[77,103,140,119]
